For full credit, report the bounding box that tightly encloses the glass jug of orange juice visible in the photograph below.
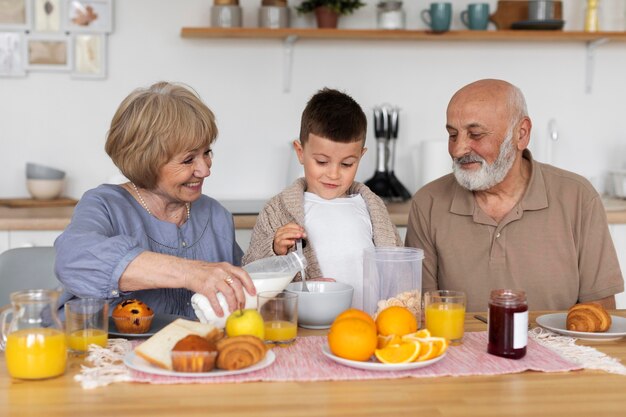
[0,289,67,379]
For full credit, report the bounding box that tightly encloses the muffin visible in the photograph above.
[112,299,154,334]
[171,334,218,372]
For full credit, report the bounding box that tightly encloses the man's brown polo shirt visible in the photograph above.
[406,150,624,311]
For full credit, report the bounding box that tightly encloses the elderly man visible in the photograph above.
[406,79,623,312]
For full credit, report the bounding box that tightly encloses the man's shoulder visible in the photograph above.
[538,162,598,197]
[415,173,458,199]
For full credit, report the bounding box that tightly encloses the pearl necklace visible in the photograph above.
[130,182,190,221]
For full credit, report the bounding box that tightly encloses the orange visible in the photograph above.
[377,334,402,349]
[328,317,377,362]
[375,306,418,336]
[375,341,421,364]
[334,308,376,332]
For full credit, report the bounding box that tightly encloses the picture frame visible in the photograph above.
[0,0,32,30]
[71,32,105,79]
[0,31,26,76]
[25,33,71,71]
[63,0,112,33]
[33,0,62,32]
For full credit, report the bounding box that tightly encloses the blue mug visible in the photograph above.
[461,3,490,30]
[421,2,452,33]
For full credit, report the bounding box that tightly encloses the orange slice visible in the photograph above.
[377,334,402,349]
[375,341,421,364]
[415,341,437,362]
[429,336,449,357]
[402,329,431,341]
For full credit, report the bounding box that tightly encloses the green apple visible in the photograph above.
[225,309,265,339]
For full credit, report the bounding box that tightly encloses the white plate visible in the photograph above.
[321,345,446,371]
[108,314,183,338]
[536,313,626,341]
[123,349,276,377]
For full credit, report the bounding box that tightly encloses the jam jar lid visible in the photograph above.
[489,289,527,307]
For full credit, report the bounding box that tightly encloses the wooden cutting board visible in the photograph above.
[0,197,79,208]
[490,1,562,30]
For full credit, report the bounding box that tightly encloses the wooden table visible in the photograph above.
[2,311,625,417]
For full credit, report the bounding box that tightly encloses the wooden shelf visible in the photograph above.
[180,27,626,93]
[181,27,626,42]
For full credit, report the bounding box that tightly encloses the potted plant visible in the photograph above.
[296,0,365,28]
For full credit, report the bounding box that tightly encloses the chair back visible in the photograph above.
[0,247,61,306]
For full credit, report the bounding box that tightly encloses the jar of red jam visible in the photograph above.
[487,289,528,359]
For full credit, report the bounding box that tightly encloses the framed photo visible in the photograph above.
[71,32,105,78]
[0,0,32,30]
[25,33,71,71]
[0,31,26,76]
[63,0,111,33]
[33,0,62,32]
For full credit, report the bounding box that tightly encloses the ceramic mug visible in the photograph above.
[461,3,490,30]
[421,2,452,33]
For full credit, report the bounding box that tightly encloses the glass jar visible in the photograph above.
[0,289,67,379]
[487,289,528,359]
[377,1,406,30]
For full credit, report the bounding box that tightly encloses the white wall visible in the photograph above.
[2,0,626,200]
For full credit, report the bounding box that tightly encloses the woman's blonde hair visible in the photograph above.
[105,81,218,189]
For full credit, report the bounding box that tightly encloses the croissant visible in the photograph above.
[216,335,267,370]
[566,302,612,332]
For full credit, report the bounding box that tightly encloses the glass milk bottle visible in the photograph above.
[0,289,67,379]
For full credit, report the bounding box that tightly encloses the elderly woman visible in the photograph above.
[55,81,255,318]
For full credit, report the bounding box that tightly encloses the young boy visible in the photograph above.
[243,88,401,308]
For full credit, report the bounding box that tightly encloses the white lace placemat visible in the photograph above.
[529,327,626,375]
[74,339,134,389]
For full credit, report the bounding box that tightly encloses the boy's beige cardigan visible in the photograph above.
[242,178,403,280]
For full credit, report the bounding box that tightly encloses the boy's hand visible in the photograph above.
[273,223,306,255]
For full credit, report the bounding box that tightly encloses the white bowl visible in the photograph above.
[26,179,64,200]
[287,281,354,329]
[191,271,295,328]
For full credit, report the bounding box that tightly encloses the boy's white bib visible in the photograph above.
[303,192,374,308]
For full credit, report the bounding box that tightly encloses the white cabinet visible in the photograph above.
[235,229,253,253]
[8,230,62,248]
[0,231,9,253]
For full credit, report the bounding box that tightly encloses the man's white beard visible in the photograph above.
[452,129,516,191]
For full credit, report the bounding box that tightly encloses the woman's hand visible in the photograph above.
[273,223,306,255]
[185,261,256,317]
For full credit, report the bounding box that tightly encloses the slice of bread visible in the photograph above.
[134,318,222,370]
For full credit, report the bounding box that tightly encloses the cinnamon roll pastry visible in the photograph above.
[566,302,612,332]
[216,335,267,370]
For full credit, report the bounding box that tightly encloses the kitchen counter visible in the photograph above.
[2,311,626,417]
[1,198,626,230]
[0,201,414,230]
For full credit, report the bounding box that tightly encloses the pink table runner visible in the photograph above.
[128,332,581,384]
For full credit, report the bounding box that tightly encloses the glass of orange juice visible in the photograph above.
[424,290,466,345]
[258,291,298,345]
[65,298,109,353]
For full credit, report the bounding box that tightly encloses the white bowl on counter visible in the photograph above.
[26,179,64,200]
[287,281,354,329]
